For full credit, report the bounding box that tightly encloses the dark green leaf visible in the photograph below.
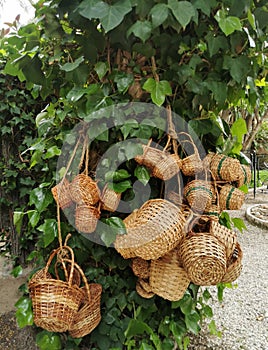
[29,187,53,213]
[215,10,242,36]
[134,165,150,185]
[168,0,196,28]
[27,210,41,228]
[11,265,23,278]
[143,78,172,106]
[180,293,193,315]
[13,211,24,235]
[44,146,61,159]
[21,55,45,85]
[60,56,84,72]
[150,3,169,28]
[108,180,132,193]
[15,297,33,328]
[78,0,108,19]
[127,20,153,43]
[114,72,134,93]
[36,330,62,350]
[105,169,131,182]
[101,0,132,32]
[95,61,109,80]
[37,219,58,248]
[185,311,201,334]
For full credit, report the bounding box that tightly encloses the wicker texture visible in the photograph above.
[70,174,100,205]
[209,221,237,259]
[202,152,216,170]
[219,184,245,211]
[75,205,100,234]
[179,133,203,176]
[149,248,190,301]
[114,199,186,260]
[131,257,150,279]
[179,233,226,286]
[237,164,251,188]
[29,247,84,333]
[202,204,220,221]
[135,145,166,169]
[183,180,214,213]
[101,185,121,212]
[221,242,243,283]
[152,153,181,180]
[210,154,241,182]
[51,179,72,209]
[136,280,155,298]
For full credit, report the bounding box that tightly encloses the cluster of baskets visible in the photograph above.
[28,239,102,337]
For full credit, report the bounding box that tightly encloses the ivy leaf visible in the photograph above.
[21,55,46,85]
[134,165,150,185]
[37,219,58,248]
[143,78,172,106]
[114,72,134,93]
[29,187,53,213]
[27,210,41,228]
[13,211,24,235]
[180,293,193,315]
[185,311,201,335]
[78,0,108,19]
[149,3,169,28]
[127,20,153,43]
[36,330,62,350]
[231,217,247,233]
[104,217,126,234]
[231,118,247,144]
[105,169,131,182]
[15,297,33,328]
[108,180,132,193]
[11,265,23,278]
[60,56,84,72]
[44,145,61,159]
[101,0,132,32]
[95,61,109,80]
[168,0,195,28]
[223,56,251,83]
[215,10,242,36]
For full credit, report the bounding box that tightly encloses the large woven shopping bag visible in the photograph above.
[114,199,186,260]
[219,184,245,211]
[28,246,84,333]
[149,248,190,301]
[179,233,227,286]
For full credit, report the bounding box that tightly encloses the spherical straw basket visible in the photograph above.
[29,246,84,333]
[114,199,186,260]
[75,205,100,234]
[70,174,100,205]
[210,154,241,182]
[51,179,72,209]
[183,180,214,213]
[149,248,190,301]
[135,144,166,170]
[152,154,181,181]
[219,184,245,211]
[209,220,237,259]
[179,233,226,286]
[202,152,216,170]
[101,185,121,212]
[221,242,243,283]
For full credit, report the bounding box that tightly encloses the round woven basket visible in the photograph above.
[114,199,186,260]
[237,164,251,188]
[51,179,72,209]
[178,133,203,176]
[101,185,121,212]
[210,154,241,182]
[152,154,181,180]
[131,257,150,279]
[209,220,237,259]
[183,180,214,213]
[179,233,227,286]
[149,248,190,301]
[29,247,84,333]
[135,144,166,170]
[221,242,243,283]
[70,174,100,205]
[219,184,245,211]
[75,204,100,234]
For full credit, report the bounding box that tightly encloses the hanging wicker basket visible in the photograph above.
[114,199,186,260]
[149,248,190,301]
[101,185,121,212]
[70,174,100,206]
[151,153,181,180]
[236,164,251,188]
[202,152,216,170]
[178,132,203,176]
[179,233,227,286]
[51,179,73,209]
[183,179,214,213]
[219,184,245,211]
[221,242,243,283]
[210,154,241,182]
[75,204,100,234]
[29,246,85,333]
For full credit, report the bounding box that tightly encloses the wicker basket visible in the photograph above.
[202,204,220,222]
[202,152,216,170]
[183,180,214,213]
[131,257,150,279]
[135,144,166,170]
[114,199,186,260]
[152,154,181,180]
[51,179,73,209]
[219,184,245,211]
[221,242,243,283]
[101,185,121,212]
[179,233,227,286]
[149,248,190,301]
[210,154,241,182]
[136,279,155,299]
[29,247,85,333]
[237,164,251,188]
[178,132,203,176]
[209,221,237,259]
[70,174,100,205]
[75,204,100,234]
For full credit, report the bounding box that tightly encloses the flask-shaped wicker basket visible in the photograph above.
[70,174,100,206]
[183,179,214,213]
[209,220,237,259]
[219,184,245,211]
[51,178,73,209]
[114,199,186,260]
[101,185,121,212]
[75,204,100,234]
[179,233,227,286]
[236,164,251,188]
[178,132,203,177]
[210,154,241,182]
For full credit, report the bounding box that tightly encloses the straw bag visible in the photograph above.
[101,185,121,212]
[75,204,100,234]
[178,132,203,176]
[183,179,214,213]
[210,154,241,182]
[114,199,186,260]
[149,248,190,301]
[51,178,73,209]
[221,242,243,283]
[70,174,100,206]
[209,221,237,259]
[179,233,227,286]
[237,164,251,188]
[29,246,85,333]
[219,184,245,211]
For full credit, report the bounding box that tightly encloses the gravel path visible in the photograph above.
[189,191,268,350]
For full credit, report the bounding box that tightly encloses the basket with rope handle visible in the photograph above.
[219,184,245,211]
[28,245,85,333]
[70,174,100,206]
[209,220,237,260]
[114,199,186,260]
[100,184,121,212]
[51,178,73,210]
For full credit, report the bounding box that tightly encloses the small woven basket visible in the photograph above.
[219,184,245,211]
[51,179,72,209]
[221,242,243,283]
[183,180,214,213]
[114,199,186,260]
[152,154,181,180]
[178,133,203,176]
[29,246,84,333]
[135,144,166,170]
[131,257,150,279]
[101,185,121,212]
[209,221,237,259]
[237,164,251,188]
[70,174,100,205]
[179,233,227,286]
[75,204,100,234]
[202,204,220,222]
[149,248,190,301]
[202,152,216,170]
[210,154,241,182]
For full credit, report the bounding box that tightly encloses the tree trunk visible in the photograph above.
[243,109,268,151]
